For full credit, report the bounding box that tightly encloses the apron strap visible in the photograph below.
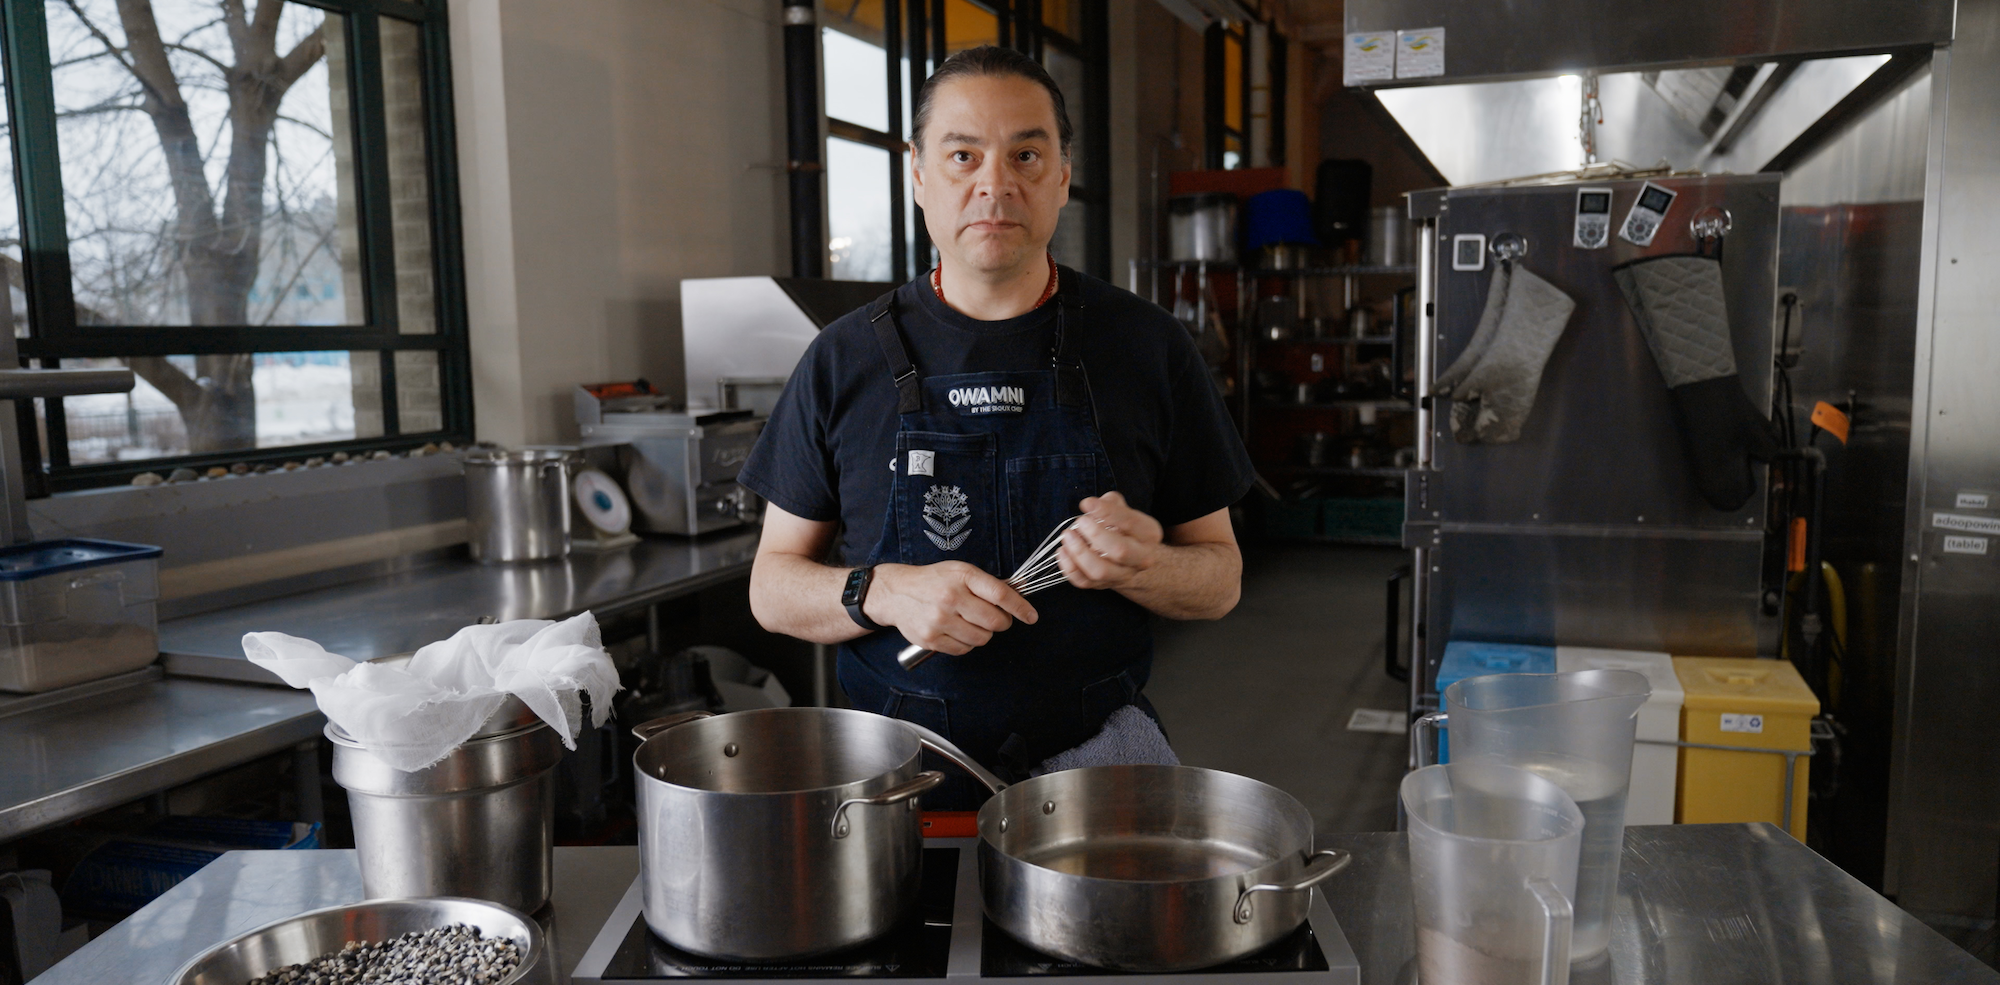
[868,291,924,414]
[1051,267,1090,408]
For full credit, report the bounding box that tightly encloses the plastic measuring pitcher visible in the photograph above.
[1402,762,1583,985]
[1414,670,1649,961]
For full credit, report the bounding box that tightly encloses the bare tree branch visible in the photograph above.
[273,26,324,93]
[249,0,285,49]
[56,0,143,87]
[274,112,331,140]
[164,42,230,74]
[124,356,203,408]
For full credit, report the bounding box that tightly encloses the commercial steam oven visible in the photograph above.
[1400,174,1783,711]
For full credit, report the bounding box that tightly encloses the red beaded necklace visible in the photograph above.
[932,251,1059,311]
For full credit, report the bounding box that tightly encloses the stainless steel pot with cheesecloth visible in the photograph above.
[630,707,991,961]
[975,765,1351,972]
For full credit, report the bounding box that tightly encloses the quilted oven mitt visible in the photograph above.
[1433,262,1577,443]
[1613,254,1780,511]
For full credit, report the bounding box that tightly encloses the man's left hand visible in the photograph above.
[1057,492,1165,590]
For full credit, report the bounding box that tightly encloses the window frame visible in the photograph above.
[821,0,1109,283]
[0,0,472,490]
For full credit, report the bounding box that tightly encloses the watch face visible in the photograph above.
[842,567,871,606]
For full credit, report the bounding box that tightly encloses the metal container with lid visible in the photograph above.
[463,447,580,563]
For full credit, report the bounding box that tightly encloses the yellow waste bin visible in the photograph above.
[1673,656,1819,839]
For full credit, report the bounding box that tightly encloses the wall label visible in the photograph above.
[1720,713,1764,734]
[1395,27,1445,79]
[1957,491,1991,510]
[1933,511,2000,535]
[1943,535,1989,556]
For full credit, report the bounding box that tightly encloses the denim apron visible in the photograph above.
[838,270,1157,808]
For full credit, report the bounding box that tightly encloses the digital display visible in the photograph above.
[1579,192,1611,215]
[1637,186,1675,213]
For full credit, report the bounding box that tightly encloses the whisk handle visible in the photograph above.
[897,644,936,670]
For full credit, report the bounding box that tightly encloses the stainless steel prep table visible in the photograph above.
[28,846,642,985]
[0,669,323,842]
[0,531,760,842]
[31,824,1998,984]
[159,530,762,681]
[1320,823,1998,984]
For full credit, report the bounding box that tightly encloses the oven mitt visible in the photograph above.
[1032,705,1179,776]
[1613,254,1780,511]
[1433,263,1576,443]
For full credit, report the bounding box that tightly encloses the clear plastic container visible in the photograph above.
[0,539,163,693]
[1418,670,1650,962]
[1403,761,1583,985]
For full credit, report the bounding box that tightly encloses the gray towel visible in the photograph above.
[1033,705,1180,776]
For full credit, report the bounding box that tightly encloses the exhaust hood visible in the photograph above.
[1374,54,1896,186]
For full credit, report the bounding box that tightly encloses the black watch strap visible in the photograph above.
[843,566,883,632]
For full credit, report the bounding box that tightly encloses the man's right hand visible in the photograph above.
[863,562,1038,655]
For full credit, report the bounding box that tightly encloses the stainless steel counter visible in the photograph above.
[0,531,760,843]
[0,670,322,841]
[28,846,641,985]
[1320,823,1999,984]
[160,530,761,682]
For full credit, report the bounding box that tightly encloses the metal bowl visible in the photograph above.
[171,896,544,985]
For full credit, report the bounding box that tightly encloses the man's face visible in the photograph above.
[911,74,1070,276]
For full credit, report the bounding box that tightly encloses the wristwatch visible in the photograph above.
[842,566,884,631]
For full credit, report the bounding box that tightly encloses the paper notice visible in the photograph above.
[1396,27,1445,79]
[1344,32,1395,86]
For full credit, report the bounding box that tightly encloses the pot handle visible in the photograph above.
[1233,849,1353,924]
[900,722,1008,794]
[631,710,714,742]
[831,771,946,838]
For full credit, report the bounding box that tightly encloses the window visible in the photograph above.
[4,0,467,488]
[820,0,1110,282]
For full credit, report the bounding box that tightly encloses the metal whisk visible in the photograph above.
[896,515,1083,670]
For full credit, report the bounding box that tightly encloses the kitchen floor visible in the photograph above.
[1147,542,1410,836]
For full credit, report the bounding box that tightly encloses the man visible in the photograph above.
[741,45,1252,806]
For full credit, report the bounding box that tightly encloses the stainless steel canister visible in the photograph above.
[1366,205,1412,267]
[464,448,580,562]
[1167,193,1238,262]
[328,702,564,915]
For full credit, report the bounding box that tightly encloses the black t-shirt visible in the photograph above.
[739,267,1254,565]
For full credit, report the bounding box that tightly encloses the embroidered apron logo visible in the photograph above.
[947,384,1027,415]
[922,484,971,551]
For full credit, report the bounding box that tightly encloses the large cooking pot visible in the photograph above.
[630,707,990,961]
[976,764,1350,972]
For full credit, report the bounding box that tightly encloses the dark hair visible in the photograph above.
[911,45,1073,163]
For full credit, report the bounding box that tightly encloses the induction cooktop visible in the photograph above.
[570,839,1359,984]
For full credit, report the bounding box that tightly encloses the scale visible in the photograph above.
[570,840,1359,984]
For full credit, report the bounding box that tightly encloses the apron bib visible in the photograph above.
[838,271,1156,807]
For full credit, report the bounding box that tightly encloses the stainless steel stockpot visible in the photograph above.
[327,710,564,915]
[976,764,1351,972]
[630,707,988,961]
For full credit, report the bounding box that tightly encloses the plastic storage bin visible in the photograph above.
[1556,648,1683,825]
[0,539,163,693]
[1433,641,1556,762]
[1672,656,1819,839]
